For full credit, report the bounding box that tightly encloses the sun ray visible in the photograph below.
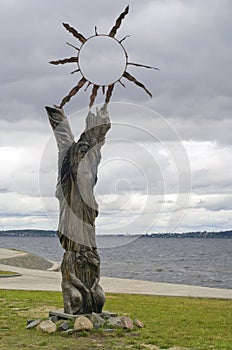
[63,23,87,43]
[89,85,100,108]
[119,35,130,44]
[95,26,98,36]
[84,82,92,91]
[128,62,160,70]
[109,5,129,38]
[102,86,106,95]
[70,69,80,74]
[123,71,152,97]
[119,80,126,88]
[50,57,78,65]
[105,84,115,103]
[59,77,87,108]
[66,42,80,51]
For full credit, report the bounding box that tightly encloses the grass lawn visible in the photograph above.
[0,270,20,277]
[0,290,231,349]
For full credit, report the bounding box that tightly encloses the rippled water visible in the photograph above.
[0,236,231,289]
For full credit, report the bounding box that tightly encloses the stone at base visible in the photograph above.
[57,321,70,332]
[88,312,105,326]
[37,320,57,333]
[49,315,59,323]
[49,309,117,322]
[101,311,118,319]
[94,323,102,329]
[107,316,124,328]
[134,319,144,328]
[74,316,94,331]
[121,316,134,330]
[27,310,143,334]
[26,319,41,329]
[49,309,80,320]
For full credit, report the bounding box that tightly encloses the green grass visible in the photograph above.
[0,270,20,276]
[0,290,231,349]
[9,248,25,252]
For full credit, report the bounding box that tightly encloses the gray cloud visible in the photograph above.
[0,0,231,232]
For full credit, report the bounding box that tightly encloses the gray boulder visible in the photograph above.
[26,319,41,329]
[74,316,94,331]
[37,320,57,333]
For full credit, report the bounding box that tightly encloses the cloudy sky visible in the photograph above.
[0,0,232,234]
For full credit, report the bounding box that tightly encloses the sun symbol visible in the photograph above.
[50,6,159,108]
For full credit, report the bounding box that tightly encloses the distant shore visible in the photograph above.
[0,229,232,238]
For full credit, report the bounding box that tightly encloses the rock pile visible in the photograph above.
[26,310,144,334]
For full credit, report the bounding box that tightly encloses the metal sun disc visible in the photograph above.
[78,34,128,86]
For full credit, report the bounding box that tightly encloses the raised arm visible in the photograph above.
[78,104,111,147]
[45,106,74,151]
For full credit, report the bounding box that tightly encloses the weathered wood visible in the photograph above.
[46,105,110,314]
[109,6,129,38]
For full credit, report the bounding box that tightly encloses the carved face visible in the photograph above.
[79,142,90,156]
[75,251,88,267]
[73,141,90,160]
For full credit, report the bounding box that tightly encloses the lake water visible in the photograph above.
[0,236,231,289]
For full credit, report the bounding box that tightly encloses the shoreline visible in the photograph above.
[0,248,232,299]
[1,238,231,289]
[1,263,231,299]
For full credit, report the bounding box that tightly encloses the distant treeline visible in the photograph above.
[0,229,56,237]
[0,229,232,238]
[146,231,232,238]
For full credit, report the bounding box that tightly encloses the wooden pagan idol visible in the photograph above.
[46,6,156,314]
